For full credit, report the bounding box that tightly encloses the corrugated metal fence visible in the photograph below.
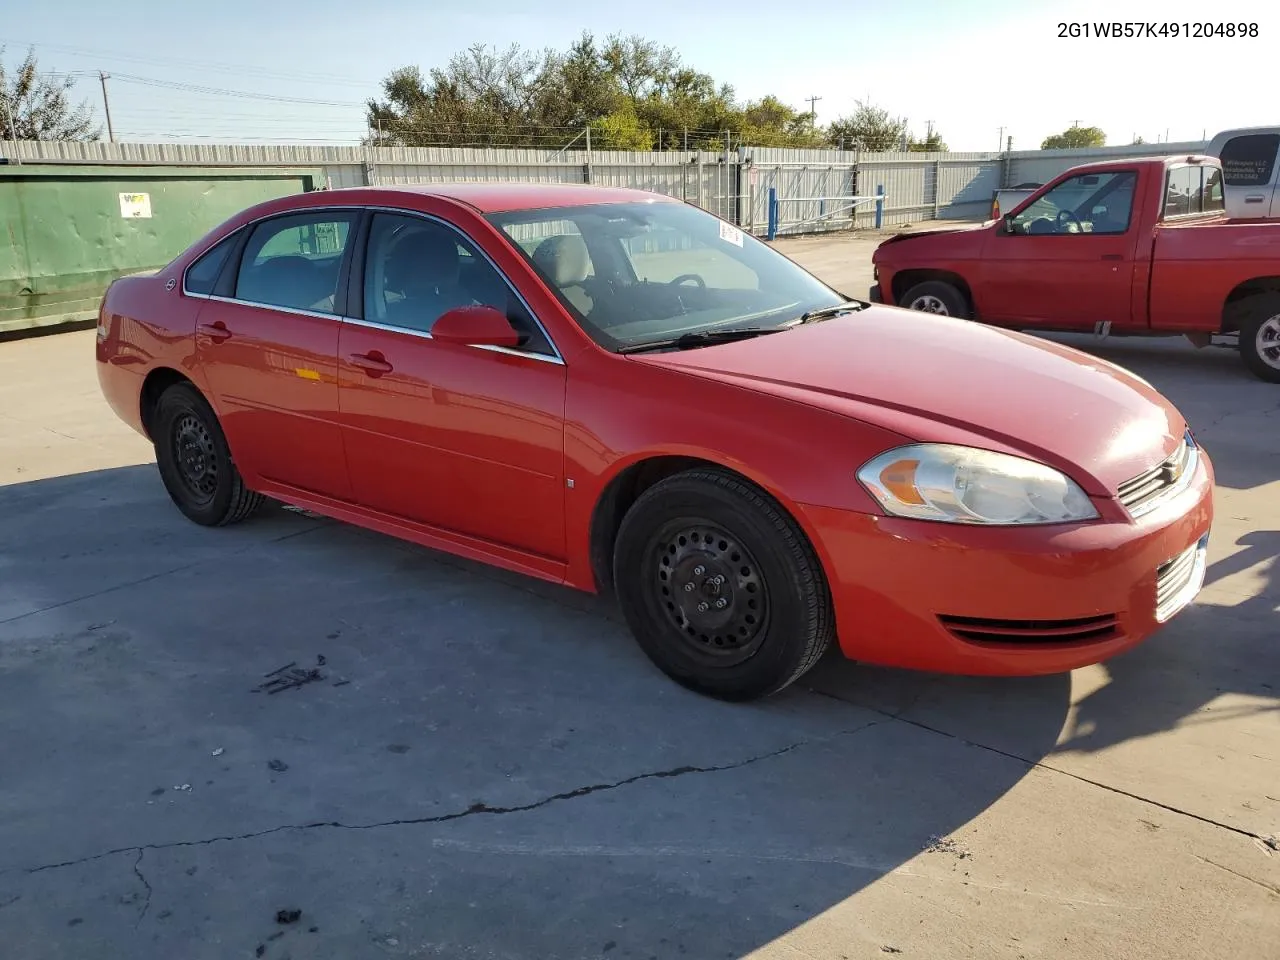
[1,138,1211,236]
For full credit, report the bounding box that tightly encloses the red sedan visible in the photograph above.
[96,184,1214,701]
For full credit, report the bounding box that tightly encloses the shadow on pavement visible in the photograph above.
[0,464,1065,960]
[1,418,1275,958]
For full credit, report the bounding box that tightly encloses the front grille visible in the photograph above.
[1155,538,1206,622]
[1117,433,1197,517]
[938,613,1122,645]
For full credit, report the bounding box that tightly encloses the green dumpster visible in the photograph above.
[0,164,324,335]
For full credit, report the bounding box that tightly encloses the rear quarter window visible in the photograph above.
[184,233,239,295]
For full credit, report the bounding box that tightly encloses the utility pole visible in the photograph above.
[997,126,1005,153]
[99,71,115,143]
[805,94,822,128]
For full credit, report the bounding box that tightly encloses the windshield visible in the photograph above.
[486,201,847,351]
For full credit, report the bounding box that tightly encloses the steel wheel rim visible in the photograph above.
[910,295,948,314]
[172,413,219,503]
[1256,314,1280,369]
[648,520,770,665]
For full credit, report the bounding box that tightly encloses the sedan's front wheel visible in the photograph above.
[613,469,834,701]
[152,382,264,526]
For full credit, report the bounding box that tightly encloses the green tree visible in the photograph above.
[591,104,653,150]
[826,100,907,151]
[736,95,825,148]
[0,46,99,141]
[1041,125,1106,149]
[368,34,824,150]
[908,130,948,152]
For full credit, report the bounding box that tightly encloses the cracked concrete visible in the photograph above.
[22,721,881,878]
[1,239,1278,959]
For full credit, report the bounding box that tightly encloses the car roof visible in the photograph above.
[319,181,681,213]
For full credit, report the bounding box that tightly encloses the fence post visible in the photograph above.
[933,159,941,219]
[874,184,884,229]
[767,186,778,241]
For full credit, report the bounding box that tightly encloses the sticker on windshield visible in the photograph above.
[719,221,744,247]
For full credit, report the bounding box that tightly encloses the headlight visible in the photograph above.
[857,444,1099,525]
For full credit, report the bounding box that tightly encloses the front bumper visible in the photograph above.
[799,449,1215,676]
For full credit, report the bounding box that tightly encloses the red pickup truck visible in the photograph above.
[869,154,1280,382]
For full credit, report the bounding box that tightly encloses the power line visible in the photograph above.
[0,36,381,88]
[107,73,364,106]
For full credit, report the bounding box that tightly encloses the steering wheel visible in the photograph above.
[668,273,706,289]
[1056,209,1083,233]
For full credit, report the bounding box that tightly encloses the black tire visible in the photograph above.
[1235,293,1280,383]
[152,382,264,526]
[898,280,969,318]
[612,469,834,702]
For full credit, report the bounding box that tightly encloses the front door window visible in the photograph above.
[1009,172,1138,236]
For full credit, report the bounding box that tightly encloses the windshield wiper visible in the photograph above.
[617,327,784,355]
[789,300,868,325]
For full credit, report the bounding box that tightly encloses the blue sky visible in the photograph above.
[4,0,1274,151]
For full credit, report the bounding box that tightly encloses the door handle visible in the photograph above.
[348,352,393,377]
[197,321,232,343]
[1101,254,1123,261]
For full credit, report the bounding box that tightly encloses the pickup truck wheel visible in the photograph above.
[1237,295,1280,383]
[898,281,969,318]
[612,469,834,702]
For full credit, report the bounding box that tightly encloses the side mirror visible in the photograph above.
[430,304,520,348]
[1002,213,1017,234]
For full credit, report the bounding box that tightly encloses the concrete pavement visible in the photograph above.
[0,236,1276,960]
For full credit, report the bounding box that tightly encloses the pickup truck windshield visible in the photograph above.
[1009,171,1138,235]
[487,201,846,352]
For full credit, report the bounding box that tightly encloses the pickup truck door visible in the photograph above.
[977,170,1140,329]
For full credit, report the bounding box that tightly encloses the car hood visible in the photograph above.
[875,222,993,250]
[630,308,1185,495]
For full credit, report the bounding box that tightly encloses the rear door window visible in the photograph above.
[234,212,357,315]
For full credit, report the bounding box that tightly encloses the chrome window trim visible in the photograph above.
[339,315,563,365]
[361,205,566,365]
[187,296,565,366]
[189,292,345,323]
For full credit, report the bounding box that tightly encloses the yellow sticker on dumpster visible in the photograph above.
[119,193,152,219]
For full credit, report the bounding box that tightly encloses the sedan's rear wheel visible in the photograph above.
[612,469,834,701]
[152,382,264,526]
